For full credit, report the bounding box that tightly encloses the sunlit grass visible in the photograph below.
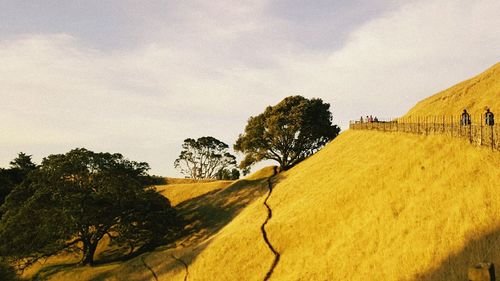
[406,62,499,118]
[25,131,499,281]
[20,63,500,280]
[156,180,233,206]
[267,130,499,280]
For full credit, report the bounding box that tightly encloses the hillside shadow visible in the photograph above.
[28,173,281,280]
[175,177,271,246]
[87,176,277,281]
[412,226,500,281]
[30,263,77,281]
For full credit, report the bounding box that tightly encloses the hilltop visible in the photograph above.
[406,62,500,118]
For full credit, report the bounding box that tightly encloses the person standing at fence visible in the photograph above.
[461,109,471,125]
[485,109,495,126]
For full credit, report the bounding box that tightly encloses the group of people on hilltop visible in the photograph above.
[360,115,379,123]
[460,108,495,126]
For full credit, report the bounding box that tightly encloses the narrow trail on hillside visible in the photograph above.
[141,256,159,281]
[261,166,281,281]
[171,254,189,281]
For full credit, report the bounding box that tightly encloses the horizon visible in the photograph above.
[1,0,499,176]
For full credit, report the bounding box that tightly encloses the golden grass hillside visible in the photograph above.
[156,180,233,206]
[405,62,500,118]
[35,167,276,281]
[144,130,499,281]
[24,64,500,280]
[39,131,499,281]
[267,130,499,280]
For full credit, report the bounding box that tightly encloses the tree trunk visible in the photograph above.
[81,241,98,266]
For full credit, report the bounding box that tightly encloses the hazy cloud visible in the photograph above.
[0,0,499,175]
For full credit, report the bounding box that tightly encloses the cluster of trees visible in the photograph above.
[175,95,340,177]
[0,95,339,276]
[0,149,180,273]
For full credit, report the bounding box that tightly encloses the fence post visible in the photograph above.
[451,115,454,137]
[480,114,484,146]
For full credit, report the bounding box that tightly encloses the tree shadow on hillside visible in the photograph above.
[29,173,284,280]
[175,177,271,246]
[30,263,77,281]
[412,226,500,281]
[87,176,279,281]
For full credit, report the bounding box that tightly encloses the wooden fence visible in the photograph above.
[349,116,499,151]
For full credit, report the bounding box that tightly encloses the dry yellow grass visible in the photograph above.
[39,131,499,281]
[156,180,233,206]
[37,167,275,281]
[267,130,499,280]
[25,64,500,281]
[406,62,500,118]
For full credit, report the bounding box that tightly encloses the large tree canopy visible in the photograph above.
[174,136,239,179]
[234,95,340,170]
[0,148,179,267]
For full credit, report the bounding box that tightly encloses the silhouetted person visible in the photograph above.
[360,116,364,123]
[374,116,379,122]
[485,109,495,126]
[460,109,471,125]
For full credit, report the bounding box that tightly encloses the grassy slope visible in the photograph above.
[268,130,499,280]
[34,64,500,280]
[142,130,500,281]
[39,168,276,281]
[156,180,233,206]
[174,64,499,280]
[405,62,500,118]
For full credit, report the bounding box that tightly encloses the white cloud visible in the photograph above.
[0,0,499,175]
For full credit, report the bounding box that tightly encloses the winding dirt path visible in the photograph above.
[141,256,159,281]
[171,254,189,281]
[261,166,280,281]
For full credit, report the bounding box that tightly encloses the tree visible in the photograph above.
[0,148,179,268]
[216,168,240,180]
[234,95,340,171]
[174,137,238,179]
[0,153,37,206]
[0,260,17,281]
[9,152,37,172]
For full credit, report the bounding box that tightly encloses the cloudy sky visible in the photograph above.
[1,0,499,176]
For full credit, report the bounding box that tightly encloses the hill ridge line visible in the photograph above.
[261,166,281,281]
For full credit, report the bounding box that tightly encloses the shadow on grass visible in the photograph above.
[27,171,284,280]
[175,177,271,246]
[412,226,500,281]
[30,263,77,281]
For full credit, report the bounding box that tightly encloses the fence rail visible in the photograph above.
[349,116,499,151]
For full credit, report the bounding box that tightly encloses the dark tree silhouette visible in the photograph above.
[0,148,179,268]
[0,153,37,206]
[234,95,340,171]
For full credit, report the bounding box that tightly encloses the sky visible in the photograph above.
[1,0,499,176]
